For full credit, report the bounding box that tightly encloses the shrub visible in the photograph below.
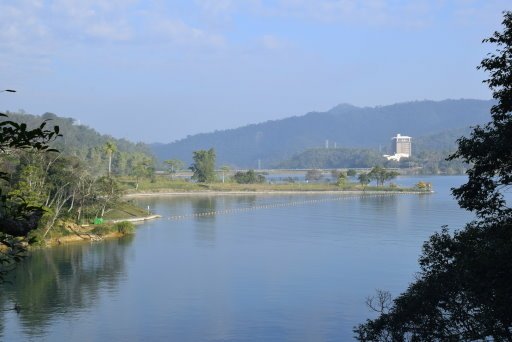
[114,221,135,234]
[27,229,45,246]
[91,224,114,236]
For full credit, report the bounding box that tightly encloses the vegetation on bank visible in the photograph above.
[122,179,421,193]
[29,220,137,246]
[118,167,428,194]
[355,12,512,341]
[0,112,157,278]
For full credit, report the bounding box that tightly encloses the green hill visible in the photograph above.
[3,111,154,176]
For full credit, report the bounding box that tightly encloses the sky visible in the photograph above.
[1,1,509,143]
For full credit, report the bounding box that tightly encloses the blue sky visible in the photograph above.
[1,1,509,143]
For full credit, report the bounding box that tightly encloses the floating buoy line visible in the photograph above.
[165,192,420,221]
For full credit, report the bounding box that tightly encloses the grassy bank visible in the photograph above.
[102,201,150,220]
[119,177,424,194]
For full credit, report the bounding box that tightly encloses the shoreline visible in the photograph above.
[107,214,162,224]
[40,214,162,247]
[125,189,432,198]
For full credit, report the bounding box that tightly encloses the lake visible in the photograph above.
[0,176,473,341]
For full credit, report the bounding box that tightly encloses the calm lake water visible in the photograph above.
[0,176,473,341]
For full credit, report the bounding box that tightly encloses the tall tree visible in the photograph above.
[0,113,60,281]
[355,11,512,341]
[103,141,117,177]
[448,11,512,219]
[190,148,216,183]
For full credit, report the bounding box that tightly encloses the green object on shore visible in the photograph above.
[93,217,104,225]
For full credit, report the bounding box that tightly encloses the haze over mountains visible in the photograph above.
[150,99,493,168]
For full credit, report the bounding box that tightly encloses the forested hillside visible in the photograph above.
[150,99,493,168]
[4,111,154,176]
[277,148,383,169]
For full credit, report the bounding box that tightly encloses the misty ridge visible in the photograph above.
[5,99,493,170]
[150,99,493,168]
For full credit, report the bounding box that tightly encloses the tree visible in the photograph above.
[94,176,121,218]
[233,170,265,184]
[368,166,399,187]
[103,141,117,177]
[358,172,371,189]
[448,11,512,219]
[0,113,60,282]
[130,154,154,190]
[164,159,184,180]
[115,151,129,176]
[355,12,512,341]
[190,148,216,183]
[336,171,347,187]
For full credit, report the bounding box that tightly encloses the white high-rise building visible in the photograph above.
[392,133,412,157]
[384,134,412,161]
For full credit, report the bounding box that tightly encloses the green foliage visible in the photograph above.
[232,170,266,184]
[164,159,184,179]
[103,141,117,177]
[356,12,512,341]
[130,153,155,189]
[347,169,357,177]
[190,148,216,183]
[358,172,371,188]
[280,148,383,169]
[3,111,154,177]
[90,222,135,236]
[279,146,468,175]
[26,229,45,246]
[0,233,29,282]
[0,112,60,282]
[368,166,399,187]
[336,172,347,186]
[94,176,121,217]
[90,224,114,236]
[355,221,512,341]
[114,221,135,234]
[448,11,512,219]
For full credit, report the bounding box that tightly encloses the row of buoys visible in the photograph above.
[166,192,416,221]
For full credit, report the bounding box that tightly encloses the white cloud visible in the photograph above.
[151,18,226,48]
[0,1,53,75]
[51,0,136,41]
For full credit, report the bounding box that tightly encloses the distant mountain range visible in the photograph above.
[150,99,493,168]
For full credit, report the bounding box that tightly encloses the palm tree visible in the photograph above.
[103,141,117,177]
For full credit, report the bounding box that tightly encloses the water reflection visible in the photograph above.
[0,236,133,339]
[191,196,217,219]
[0,176,469,341]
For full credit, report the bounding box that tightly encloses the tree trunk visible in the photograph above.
[108,153,112,177]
